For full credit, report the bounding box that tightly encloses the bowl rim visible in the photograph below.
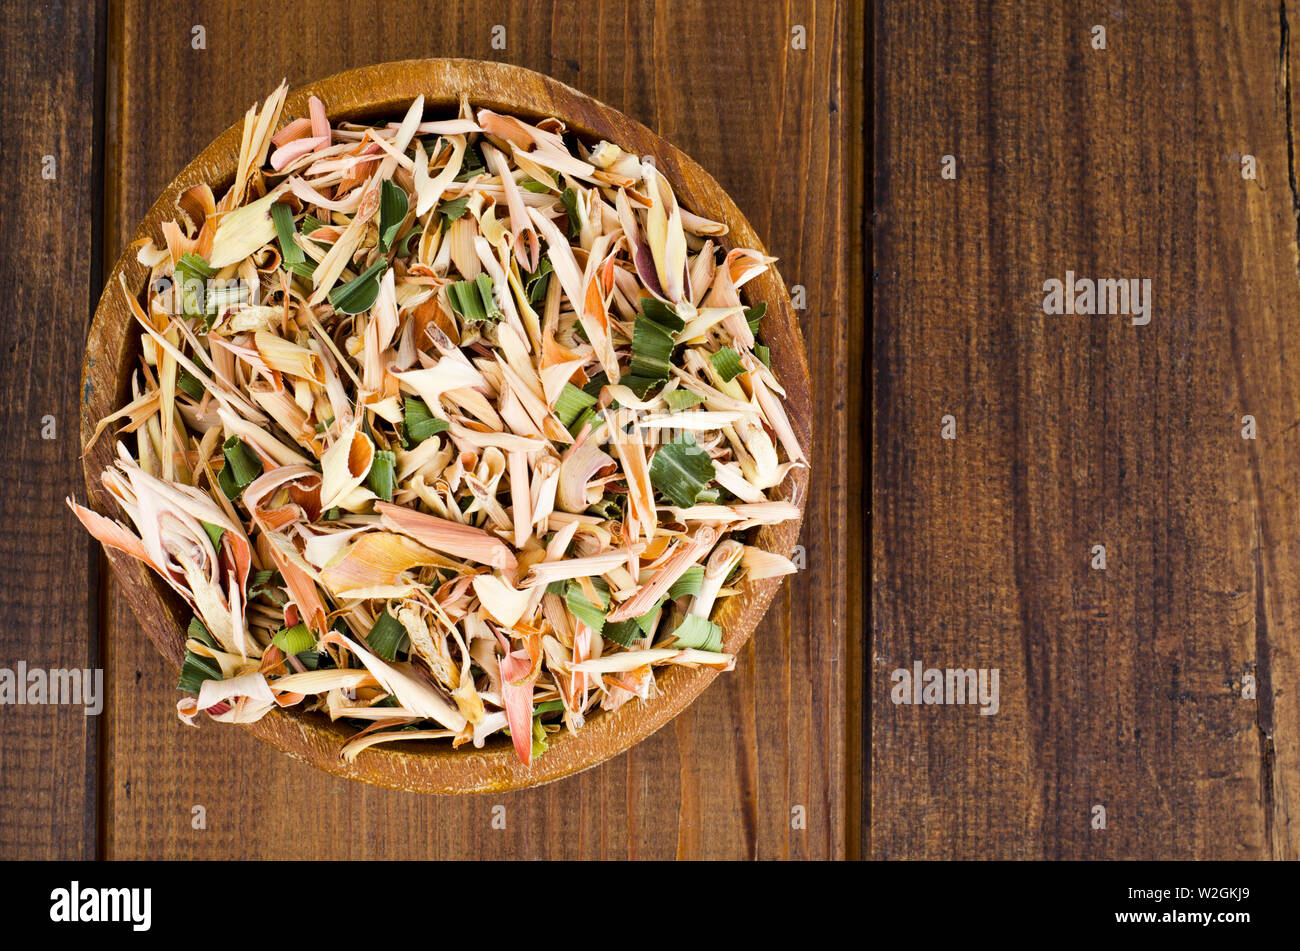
[81,57,812,794]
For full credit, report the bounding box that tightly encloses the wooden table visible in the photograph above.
[0,0,861,859]
[875,0,1300,858]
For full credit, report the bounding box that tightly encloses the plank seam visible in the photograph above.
[83,0,111,864]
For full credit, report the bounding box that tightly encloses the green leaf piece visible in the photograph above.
[271,200,305,265]
[648,433,716,508]
[328,261,387,315]
[272,623,316,655]
[403,396,450,445]
[365,609,408,662]
[366,450,396,502]
[553,383,597,427]
[378,179,409,253]
[668,615,723,652]
[709,347,744,382]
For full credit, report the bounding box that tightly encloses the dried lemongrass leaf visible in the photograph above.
[691,539,744,618]
[254,330,325,384]
[521,544,647,588]
[308,183,381,304]
[417,135,467,217]
[209,188,284,268]
[572,648,735,674]
[342,728,457,761]
[321,631,467,732]
[471,573,531,628]
[272,668,373,696]
[667,500,801,525]
[557,440,616,513]
[739,546,798,580]
[320,419,374,510]
[607,526,717,622]
[318,531,442,597]
[376,501,518,577]
[85,387,161,451]
[192,671,278,723]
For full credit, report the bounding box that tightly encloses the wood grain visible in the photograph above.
[0,1,103,859]
[93,0,851,858]
[873,0,1298,858]
[847,0,868,862]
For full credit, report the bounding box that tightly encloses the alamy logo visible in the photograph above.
[49,882,151,931]
[0,663,102,714]
[1042,271,1152,325]
[890,660,1000,715]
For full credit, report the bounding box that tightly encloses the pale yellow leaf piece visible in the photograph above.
[739,546,798,580]
[471,573,531,628]
[209,188,285,269]
[376,501,518,577]
[572,649,735,674]
[320,630,467,733]
[319,418,374,510]
[319,531,442,597]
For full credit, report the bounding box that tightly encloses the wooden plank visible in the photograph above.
[873,0,1295,858]
[1267,0,1300,861]
[100,0,849,858]
[0,1,103,859]
[846,0,868,862]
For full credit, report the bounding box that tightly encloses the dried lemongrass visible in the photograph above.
[70,90,806,766]
[739,546,798,580]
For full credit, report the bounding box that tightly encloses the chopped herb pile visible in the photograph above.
[69,86,806,768]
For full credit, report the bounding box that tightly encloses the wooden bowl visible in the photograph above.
[80,59,811,793]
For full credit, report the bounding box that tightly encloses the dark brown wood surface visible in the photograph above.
[0,1,104,860]
[874,0,1299,858]
[0,0,856,859]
